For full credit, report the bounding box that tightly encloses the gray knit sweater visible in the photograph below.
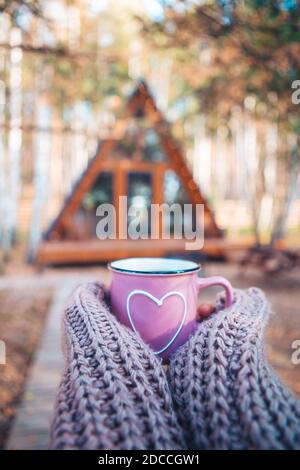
[51,282,300,450]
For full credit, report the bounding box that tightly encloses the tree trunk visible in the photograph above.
[5,28,23,258]
[0,66,6,267]
[271,132,300,245]
[28,94,51,261]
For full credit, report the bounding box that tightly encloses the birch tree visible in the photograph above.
[142,0,300,245]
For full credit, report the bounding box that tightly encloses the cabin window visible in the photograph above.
[163,170,193,235]
[82,172,114,210]
[127,171,152,234]
[71,171,114,240]
[111,119,167,162]
[143,129,165,162]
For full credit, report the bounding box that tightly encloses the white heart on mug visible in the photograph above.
[126,289,187,355]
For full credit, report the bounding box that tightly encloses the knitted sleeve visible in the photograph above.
[168,287,300,450]
[50,282,185,450]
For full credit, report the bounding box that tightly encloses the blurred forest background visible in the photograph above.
[1,1,300,449]
[0,0,299,267]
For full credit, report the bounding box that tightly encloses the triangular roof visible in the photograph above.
[44,80,221,242]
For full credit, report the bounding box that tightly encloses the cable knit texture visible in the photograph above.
[50,282,185,450]
[168,287,300,450]
[51,282,300,450]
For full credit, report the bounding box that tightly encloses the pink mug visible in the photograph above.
[109,258,234,360]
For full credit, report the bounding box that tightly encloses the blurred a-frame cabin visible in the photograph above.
[36,81,222,265]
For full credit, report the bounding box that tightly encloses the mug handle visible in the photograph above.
[196,276,234,309]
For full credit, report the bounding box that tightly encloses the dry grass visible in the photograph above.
[0,288,52,449]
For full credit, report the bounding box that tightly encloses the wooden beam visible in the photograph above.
[37,238,232,265]
[115,161,127,239]
[152,163,164,239]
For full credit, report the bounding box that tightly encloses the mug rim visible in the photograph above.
[108,257,200,276]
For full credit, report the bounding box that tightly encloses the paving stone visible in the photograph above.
[6,286,69,449]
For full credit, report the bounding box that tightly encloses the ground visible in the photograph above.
[0,261,299,449]
[0,288,52,449]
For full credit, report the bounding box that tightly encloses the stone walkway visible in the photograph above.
[5,268,110,450]
[6,286,67,449]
